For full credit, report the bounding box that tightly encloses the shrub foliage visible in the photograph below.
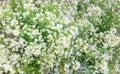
[0,0,120,74]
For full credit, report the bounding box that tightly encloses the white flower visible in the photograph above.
[93,71,99,74]
[103,43,109,48]
[87,5,102,17]
[19,38,25,44]
[31,49,41,56]
[99,32,104,37]
[60,36,71,48]
[2,64,13,73]
[23,11,29,17]
[30,0,34,3]
[13,28,20,36]
[0,45,4,49]
[10,19,18,26]
[0,34,5,38]
[102,61,109,74]
[65,63,70,69]
[104,33,120,47]
[73,61,80,70]
[90,25,96,32]
[36,0,42,4]
[110,28,117,34]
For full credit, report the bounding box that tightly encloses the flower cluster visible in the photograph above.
[0,0,120,74]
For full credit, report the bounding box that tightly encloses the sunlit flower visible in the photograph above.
[10,19,18,26]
